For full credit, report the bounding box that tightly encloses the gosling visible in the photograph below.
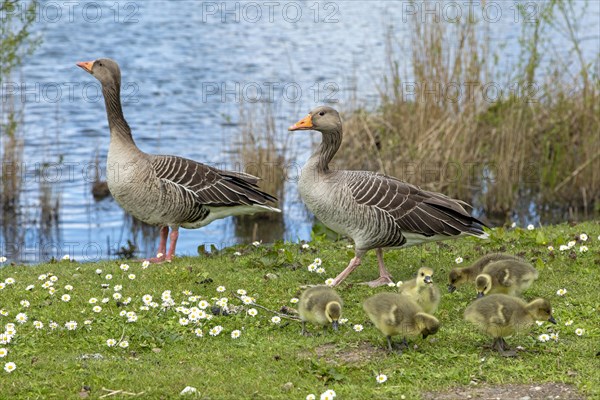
[464,294,556,356]
[298,286,343,335]
[475,259,539,298]
[398,267,441,314]
[448,253,525,293]
[363,293,439,353]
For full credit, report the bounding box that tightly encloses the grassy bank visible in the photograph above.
[1,221,599,399]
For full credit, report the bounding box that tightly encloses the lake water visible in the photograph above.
[1,1,598,263]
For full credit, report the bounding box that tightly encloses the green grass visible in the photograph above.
[1,222,599,399]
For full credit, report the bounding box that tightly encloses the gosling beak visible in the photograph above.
[424,276,432,284]
[76,61,94,73]
[331,320,339,331]
[548,315,557,324]
[288,114,313,131]
[447,284,456,293]
[476,292,484,299]
[422,332,429,339]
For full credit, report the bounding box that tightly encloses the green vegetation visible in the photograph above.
[1,222,598,399]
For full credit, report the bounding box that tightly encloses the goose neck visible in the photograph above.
[102,83,136,147]
[311,127,342,173]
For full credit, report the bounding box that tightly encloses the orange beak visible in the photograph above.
[288,114,313,131]
[76,61,94,73]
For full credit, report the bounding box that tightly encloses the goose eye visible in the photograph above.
[420,272,424,276]
[318,111,325,116]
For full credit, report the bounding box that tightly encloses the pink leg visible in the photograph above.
[165,226,179,261]
[146,226,169,263]
[332,256,362,286]
[364,248,394,287]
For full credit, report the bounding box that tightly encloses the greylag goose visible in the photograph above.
[398,266,441,314]
[77,58,279,262]
[464,294,556,356]
[297,286,343,335]
[448,253,524,293]
[289,106,488,287]
[475,259,538,298]
[363,292,439,353]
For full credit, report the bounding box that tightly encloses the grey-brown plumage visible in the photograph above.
[363,292,439,352]
[289,107,488,287]
[448,253,524,293]
[398,267,441,314]
[464,294,556,356]
[298,286,343,335]
[77,58,279,261]
[475,259,539,298]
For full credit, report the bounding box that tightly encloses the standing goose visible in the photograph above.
[77,58,279,262]
[289,107,488,287]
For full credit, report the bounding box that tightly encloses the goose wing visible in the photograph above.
[345,171,486,237]
[152,155,277,207]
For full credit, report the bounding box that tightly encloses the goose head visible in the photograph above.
[527,298,556,324]
[447,268,465,293]
[325,301,342,331]
[288,106,342,134]
[475,274,492,298]
[77,58,121,86]
[415,312,440,339]
[417,267,434,286]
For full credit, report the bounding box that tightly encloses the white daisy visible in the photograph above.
[233,251,242,256]
[62,254,70,261]
[25,285,34,291]
[65,321,77,331]
[538,334,550,342]
[15,313,27,324]
[252,241,261,247]
[575,328,584,336]
[194,328,203,337]
[93,306,102,313]
[527,224,535,231]
[4,278,15,285]
[579,246,588,253]
[231,330,241,339]
[105,274,112,280]
[128,274,136,280]
[353,324,364,332]
[4,362,16,373]
[565,320,573,326]
[119,340,129,348]
[106,338,116,347]
[579,233,588,241]
[216,286,226,293]
[33,320,44,329]
[314,258,322,266]
[271,316,281,324]
[120,264,130,271]
[209,325,223,336]
[64,285,73,291]
[301,243,310,249]
[20,300,30,308]
[95,269,102,274]
[455,257,463,264]
[556,288,567,296]
[0,348,7,358]
[61,294,71,302]
[247,308,258,317]
[376,373,388,383]
[142,260,150,269]
[324,278,335,287]
[290,298,299,304]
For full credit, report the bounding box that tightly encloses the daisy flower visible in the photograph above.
[316,267,326,274]
[20,300,30,308]
[565,320,573,326]
[233,251,242,256]
[194,328,204,337]
[4,362,16,373]
[559,245,569,251]
[0,257,6,263]
[231,330,241,339]
[346,244,353,249]
[301,243,310,249]
[387,282,396,287]
[38,274,47,280]
[4,278,15,285]
[353,324,364,332]
[61,294,71,302]
[64,285,73,291]
[306,395,316,400]
[156,252,164,258]
[0,283,5,290]
[536,320,544,326]
[550,332,559,341]
[113,285,123,292]
[538,333,550,342]
[113,293,122,300]
[455,257,463,264]
[252,241,261,247]
[556,288,567,296]
[123,297,131,305]
[339,318,348,325]
[105,274,112,280]
[142,260,150,269]
[247,308,258,317]
[271,316,281,324]
[547,246,554,251]
[0,348,7,358]
[95,269,102,274]
[216,286,226,293]
[290,298,299,304]
[179,318,189,326]
[241,296,254,305]
[33,320,44,329]
[119,340,129,348]
[25,285,34,291]
[49,276,58,282]
[128,274,136,280]
[102,298,110,303]
[575,328,584,336]
[579,246,588,253]
[209,326,223,336]
[84,320,92,326]
[567,240,576,248]
[127,314,138,323]
[320,389,336,400]
[314,258,322,266]
[0,310,7,316]
[198,300,209,309]
[15,313,27,324]
[106,338,116,347]
[48,287,56,295]
[62,254,70,261]
[579,233,588,241]
[510,222,517,228]
[236,289,247,295]
[119,310,127,317]
[93,306,102,313]
[527,224,535,230]
[142,295,153,305]
[65,321,77,331]
[88,297,98,304]
[396,281,403,287]
[307,263,317,272]
[376,373,388,383]
[120,264,130,271]
[49,321,58,330]
[325,278,335,287]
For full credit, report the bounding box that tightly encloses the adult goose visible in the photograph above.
[289,106,488,287]
[77,58,279,262]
